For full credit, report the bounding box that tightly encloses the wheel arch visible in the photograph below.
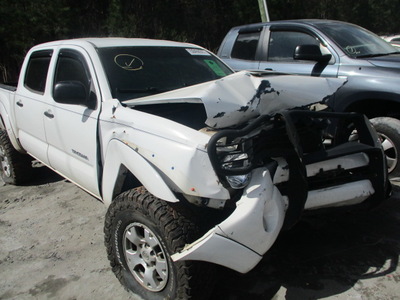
[0,102,24,151]
[101,139,179,206]
[333,85,400,119]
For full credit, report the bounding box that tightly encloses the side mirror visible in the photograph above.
[53,81,96,109]
[294,44,332,63]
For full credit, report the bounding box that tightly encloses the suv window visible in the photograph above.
[231,31,261,60]
[267,31,325,61]
[24,50,53,93]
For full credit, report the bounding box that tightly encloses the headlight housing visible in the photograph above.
[207,116,271,189]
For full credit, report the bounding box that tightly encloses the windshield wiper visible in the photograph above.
[117,87,162,93]
[356,52,400,58]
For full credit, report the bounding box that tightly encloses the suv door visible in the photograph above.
[45,47,101,197]
[259,27,339,77]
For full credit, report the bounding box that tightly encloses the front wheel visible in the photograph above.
[104,188,214,300]
[370,117,400,180]
[0,130,32,185]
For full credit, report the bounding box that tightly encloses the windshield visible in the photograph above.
[317,22,400,58]
[98,46,233,101]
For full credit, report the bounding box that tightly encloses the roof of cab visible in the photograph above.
[31,37,202,50]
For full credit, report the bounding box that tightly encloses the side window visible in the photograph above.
[24,50,53,94]
[268,31,325,62]
[54,50,91,96]
[231,31,261,60]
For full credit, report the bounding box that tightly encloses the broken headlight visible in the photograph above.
[213,137,254,189]
[207,115,273,190]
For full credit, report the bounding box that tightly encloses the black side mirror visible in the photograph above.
[53,81,96,109]
[294,44,332,63]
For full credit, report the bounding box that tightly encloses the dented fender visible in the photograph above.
[102,139,179,206]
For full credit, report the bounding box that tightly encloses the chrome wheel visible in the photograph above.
[123,222,168,292]
[378,132,398,173]
[0,144,11,178]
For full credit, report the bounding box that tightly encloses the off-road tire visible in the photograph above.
[370,117,400,180]
[0,130,32,185]
[104,187,215,300]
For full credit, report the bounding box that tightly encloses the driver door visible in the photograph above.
[44,48,101,197]
[260,29,339,77]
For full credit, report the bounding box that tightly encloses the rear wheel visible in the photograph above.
[0,130,32,185]
[104,188,214,300]
[370,117,400,180]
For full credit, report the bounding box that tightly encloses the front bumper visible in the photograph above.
[171,167,286,273]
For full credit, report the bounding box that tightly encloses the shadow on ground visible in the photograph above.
[24,161,64,185]
[210,185,400,300]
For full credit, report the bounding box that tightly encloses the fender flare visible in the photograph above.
[102,139,179,206]
[0,101,24,152]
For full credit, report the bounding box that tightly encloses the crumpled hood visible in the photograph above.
[125,71,346,128]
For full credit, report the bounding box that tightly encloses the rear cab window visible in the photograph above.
[24,50,53,94]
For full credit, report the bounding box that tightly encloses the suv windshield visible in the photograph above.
[317,22,400,58]
[98,46,233,101]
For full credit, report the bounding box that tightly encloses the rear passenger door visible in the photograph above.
[259,27,339,77]
[14,50,53,164]
[44,47,101,197]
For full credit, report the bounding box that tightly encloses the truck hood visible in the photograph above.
[124,71,346,128]
[367,53,400,69]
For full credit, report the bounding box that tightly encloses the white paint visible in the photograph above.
[305,180,375,210]
[306,153,370,176]
[172,167,286,273]
[125,71,346,128]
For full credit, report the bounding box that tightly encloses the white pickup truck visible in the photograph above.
[0,38,390,300]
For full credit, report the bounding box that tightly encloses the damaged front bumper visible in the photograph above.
[171,167,286,273]
[173,110,390,273]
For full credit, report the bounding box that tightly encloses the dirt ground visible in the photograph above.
[1,164,400,300]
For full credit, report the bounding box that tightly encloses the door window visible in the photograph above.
[231,31,261,60]
[53,50,91,103]
[24,50,53,94]
[267,31,329,62]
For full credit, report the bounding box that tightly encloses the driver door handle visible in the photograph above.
[16,100,23,107]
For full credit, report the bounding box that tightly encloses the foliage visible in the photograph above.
[1,0,399,82]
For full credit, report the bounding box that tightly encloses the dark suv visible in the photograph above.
[218,19,400,179]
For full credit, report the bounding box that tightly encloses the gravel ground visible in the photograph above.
[1,165,399,299]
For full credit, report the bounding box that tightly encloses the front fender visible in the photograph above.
[102,139,179,206]
[332,76,400,112]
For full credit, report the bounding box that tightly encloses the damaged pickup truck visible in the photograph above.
[0,38,390,300]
